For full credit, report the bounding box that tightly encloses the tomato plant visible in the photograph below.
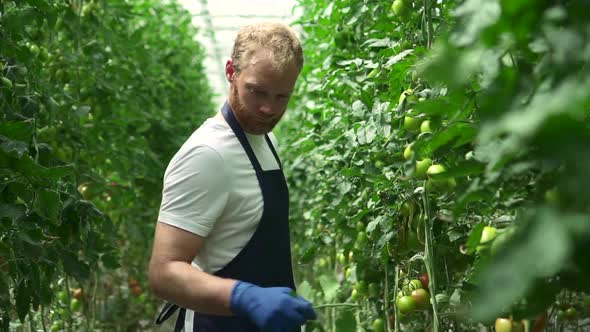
[0,0,212,329]
[284,0,590,331]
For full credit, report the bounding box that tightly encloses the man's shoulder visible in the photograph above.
[184,116,234,152]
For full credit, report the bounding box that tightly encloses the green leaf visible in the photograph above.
[415,123,476,156]
[451,0,501,46]
[319,274,340,302]
[62,252,91,280]
[296,280,315,301]
[413,93,467,119]
[33,189,61,221]
[0,136,28,158]
[1,8,41,33]
[465,223,484,254]
[25,0,51,10]
[384,49,413,68]
[428,161,485,180]
[298,246,317,264]
[334,308,357,332]
[15,279,31,323]
[478,76,590,149]
[0,121,33,142]
[0,204,25,220]
[100,252,121,270]
[10,155,74,179]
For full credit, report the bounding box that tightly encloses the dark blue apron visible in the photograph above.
[155,102,297,332]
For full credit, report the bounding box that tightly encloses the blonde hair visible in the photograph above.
[231,22,303,74]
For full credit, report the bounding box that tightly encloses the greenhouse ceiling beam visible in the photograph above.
[192,13,290,19]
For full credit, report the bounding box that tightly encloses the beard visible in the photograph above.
[229,84,279,135]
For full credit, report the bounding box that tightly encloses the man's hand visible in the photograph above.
[230,281,317,331]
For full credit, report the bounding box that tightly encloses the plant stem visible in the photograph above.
[384,262,393,332]
[422,181,440,332]
[313,303,358,310]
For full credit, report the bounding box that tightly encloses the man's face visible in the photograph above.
[227,49,300,135]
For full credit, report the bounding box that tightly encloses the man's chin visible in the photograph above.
[245,123,275,135]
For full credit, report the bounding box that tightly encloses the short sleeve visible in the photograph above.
[158,144,228,237]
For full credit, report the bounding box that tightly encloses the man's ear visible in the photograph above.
[225,59,236,82]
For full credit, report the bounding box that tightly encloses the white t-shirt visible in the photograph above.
[157,114,280,273]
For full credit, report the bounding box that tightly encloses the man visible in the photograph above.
[149,22,316,332]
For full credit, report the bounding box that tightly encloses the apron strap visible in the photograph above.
[221,102,264,174]
[175,308,186,332]
[155,302,179,325]
[264,134,282,169]
[154,302,186,332]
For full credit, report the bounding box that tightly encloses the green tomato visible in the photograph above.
[29,44,40,58]
[495,318,512,332]
[355,281,367,295]
[402,279,422,293]
[565,307,577,320]
[426,177,456,192]
[70,298,81,311]
[39,47,50,62]
[414,158,432,179]
[372,318,385,332]
[356,231,368,246]
[420,120,433,133]
[350,288,358,301]
[57,290,68,303]
[409,279,422,290]
[396,295,416,313]
[356,221,365,232]
[480,226,497,244]
[403,116,420,131]
[50,322,62,332]
[345,267,353,279]
[544,188,560,205]
[426,164,446,177]
[337,252,346,265]
[403,144,414,160]
[391,0,408,17]
[1,77,12,89]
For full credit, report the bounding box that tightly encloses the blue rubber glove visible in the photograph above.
[230,281,317,332]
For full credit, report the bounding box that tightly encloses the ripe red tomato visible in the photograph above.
[72,288,83,300]
[419,272,429,289]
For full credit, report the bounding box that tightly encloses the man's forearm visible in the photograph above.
[149,261,237,316]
